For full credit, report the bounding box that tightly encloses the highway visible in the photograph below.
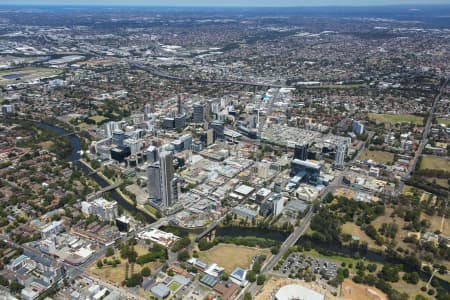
[130,62,284,88]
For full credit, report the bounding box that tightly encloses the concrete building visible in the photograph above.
[81,197,118,222]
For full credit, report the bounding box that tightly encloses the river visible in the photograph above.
[34,122,156,223]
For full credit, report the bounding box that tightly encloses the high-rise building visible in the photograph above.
[174,114,186,129]
[294,143,308,161]
[162,117,175,130]
[334,143,347,168]
[144,103,151,116]
[148,162,162,200]
[193,103,204,123]
[145,146,158,163]
[1,104,15,114]
[352,120,365,135]
[112,129,126,146]
[104,121,121,138]
[209,121,225,140]
[160,151,175,207]
[147,151,176,207]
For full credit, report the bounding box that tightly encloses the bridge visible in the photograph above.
[98,181,122,193]
[195,222,219,242]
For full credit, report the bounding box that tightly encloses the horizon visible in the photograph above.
[1,0,450,8]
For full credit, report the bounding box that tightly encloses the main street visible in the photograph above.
[403,78,448,180]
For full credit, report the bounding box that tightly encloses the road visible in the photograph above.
[238,178,341,299]
[403,78,448,180]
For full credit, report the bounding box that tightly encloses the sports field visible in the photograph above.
[198,243,270,273]
[368,113,424,125]
[419,155,450,172]
[0,67,62,85]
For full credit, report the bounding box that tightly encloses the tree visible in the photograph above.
[403,272,420,285]
[257,275,266,285]
[105,247,115,257]
[177,250,190,262]
[378,265,400,282]
[97,260,103,269]
[246,270,257,282]
[9,282,24,294]
[141,267,151,277]
[243,292,252,300]
[221,272,229,281]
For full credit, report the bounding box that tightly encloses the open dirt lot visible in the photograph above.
[341,278,387,300]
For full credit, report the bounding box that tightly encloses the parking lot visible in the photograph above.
[280,252,338,281]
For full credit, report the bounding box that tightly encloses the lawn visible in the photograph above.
[198,243,271,273]
[391,276,430,300]
[371,208,411,252]
[342,223,381,251]
[0,67,62,86]
[425,177,449,189]
[419,155,450,172]
[302,249,382,270]
[368,113,424,125]
[359,150,395,164]
[168,281,181,292]
[88,115,109,124]
[436,118,450,126]
[89,245,159,285]
[421,213,449,236]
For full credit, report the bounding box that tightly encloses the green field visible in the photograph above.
[368,113,424,125]
[359,150,395,164]
[168,281,181,292]
[0,67,62,86]
[419,155,450,172]
[436,118,450,126]
[88,115,108,124]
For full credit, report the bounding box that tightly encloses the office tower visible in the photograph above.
[145,146,158,163]
[177,94,183,115]
[294,143,308,161]
[334,143,347,168]
[148,151,176,207]
[144,103,151,116]
[193,103,204,123]
[104,121,120,138]
[209,121,225,140]
[352,120,365,135]
[148,162,162,200]
[124,138,142,156]
[174,114,186,129]
[160,151,175,207]
[180,134,192,150]
[170,175,180,205]
[162,117,175,130]
[112,130,126,147]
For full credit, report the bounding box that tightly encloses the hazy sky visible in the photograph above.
[1,0,449,6]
